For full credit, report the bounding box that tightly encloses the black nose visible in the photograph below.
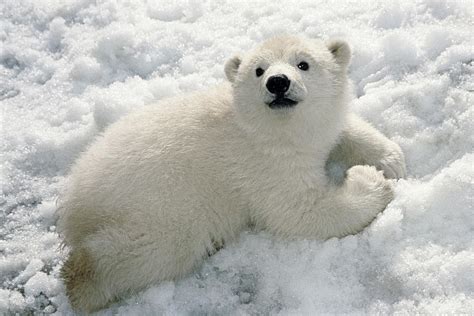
[266,75,290,95]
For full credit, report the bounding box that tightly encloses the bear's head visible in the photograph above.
[225,36,351,143]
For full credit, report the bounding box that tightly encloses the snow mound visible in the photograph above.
[1,0,473,314]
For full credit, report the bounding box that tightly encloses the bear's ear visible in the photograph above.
[326,39,351,68]
[224,55,242,82]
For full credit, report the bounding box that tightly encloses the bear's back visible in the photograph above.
[59,83,242,247]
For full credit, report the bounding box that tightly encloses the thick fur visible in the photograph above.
[58,36,406,312]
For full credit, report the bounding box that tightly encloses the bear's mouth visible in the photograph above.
[268,97,298,109]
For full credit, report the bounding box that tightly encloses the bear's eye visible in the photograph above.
[256,68,264,77]
[297,61,309,71]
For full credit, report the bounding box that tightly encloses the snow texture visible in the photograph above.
[1,0,473,314]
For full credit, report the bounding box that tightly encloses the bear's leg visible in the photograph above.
[328,114,406,179]
[61,247,112,312]
[62,225,208,312]
[270,165,393,239]
[312,165,394,238]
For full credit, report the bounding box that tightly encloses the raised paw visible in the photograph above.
[376,144,407,179]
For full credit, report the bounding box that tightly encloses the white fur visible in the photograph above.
[58,36,406,312]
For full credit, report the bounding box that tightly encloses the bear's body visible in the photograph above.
[59,36,406,312]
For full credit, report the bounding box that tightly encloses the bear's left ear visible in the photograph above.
[224,55,242,82]
[326,39,351,68]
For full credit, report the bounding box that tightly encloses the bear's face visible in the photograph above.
[225,36,351,135]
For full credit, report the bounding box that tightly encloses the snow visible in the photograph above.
[1,0,473,314]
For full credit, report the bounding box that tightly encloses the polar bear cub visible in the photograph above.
[58,36,406,312]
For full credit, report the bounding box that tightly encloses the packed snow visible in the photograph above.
[1,0,473,314]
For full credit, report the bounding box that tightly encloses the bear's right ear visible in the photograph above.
[224,55,242,82]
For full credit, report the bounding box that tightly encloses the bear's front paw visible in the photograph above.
[376,144,407,179]
[345,165,394,212]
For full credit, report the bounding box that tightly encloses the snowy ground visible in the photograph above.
[1,0,473,314]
